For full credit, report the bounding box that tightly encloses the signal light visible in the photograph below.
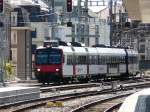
[67,0,72,12]
[67,22,72,27]
[0,0,3,13]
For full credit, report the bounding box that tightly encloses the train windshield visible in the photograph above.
[35,49,62,65]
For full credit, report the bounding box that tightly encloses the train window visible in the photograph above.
[91,55,94,64]
[131,56,133,63]
[93,56,95,64]
[129,56,132,64]
[67,55,73,65]
[118,56,120,63]
[109,56,112,63]
[114,56,116,63]
[63,55,65,63]
[112,56,114,63]
[74,55,77,64]
[116,56,118,63]
[67,55,70,65]
[132,56,134,63]
[83,56,87,64]
[115,57,117,63]
[86,55,89,64]
[96,55,99,65]
[110,56,112,63]
[71,55,73,64]
[76,55,79,64]
[134,56,138,63]
[105,56,108,63]
[130,56,132,63]
[103,56,106,64]
[78,56,80,64]
[100,56,102,64]
[76,55,86,65]
[112,56,115,63]
[120,56,122,63]
[104,56,106,64]
[123,56,125,63]
[101,56,104,64]
[128,56,130,63]
[78,56,81,65]
[95,55,98,65]
[92,56,95,64]
[120,56,123,63]
[89,55,92,64]
[101,56,103,64]
[98,56,101,64]
[73,55,76,65]
[107,56,109,64]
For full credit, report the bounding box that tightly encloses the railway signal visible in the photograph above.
[66,0,72,12]
[0,0,3,13]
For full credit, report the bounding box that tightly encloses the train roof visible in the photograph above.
[86,47,98,54]
[36,46,137,56]
[127,49,138,56]
[36,46,45,49]
[73,47,87,54]
[59,46,87,54]
[97,47,126,56]
[58,46,73,53]
[119,88,150,112]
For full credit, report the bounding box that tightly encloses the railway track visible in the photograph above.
[71,93,127,112]
[40,77,148,93]
[1,80,150,112]
[104,102,122,112]
[40,83,102,93]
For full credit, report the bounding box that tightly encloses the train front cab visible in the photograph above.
[34,47,64,84]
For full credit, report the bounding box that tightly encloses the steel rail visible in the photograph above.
[1,81,150,111]
[70,94,129,112]
[104,102,122,112]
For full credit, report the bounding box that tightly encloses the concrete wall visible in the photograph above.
[11,27,32,80]
[17,30,26,79]
[31,22,51,47]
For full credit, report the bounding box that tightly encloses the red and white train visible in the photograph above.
[34,46,139,84]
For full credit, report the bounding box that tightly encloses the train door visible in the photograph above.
[107,55,119,77]
[108,64,119,75]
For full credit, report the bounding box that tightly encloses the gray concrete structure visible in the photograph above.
[0,87,40,105]
[11,27,33,80]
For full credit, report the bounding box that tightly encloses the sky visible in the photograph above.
[73,0,109,12]
[89,6,107,12]
[10,0,123,13]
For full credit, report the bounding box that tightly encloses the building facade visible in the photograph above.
[0,2,11,82]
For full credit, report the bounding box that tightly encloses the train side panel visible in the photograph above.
[119,64,127,73]
[127,49,139,75]
[60,46,74,78]
[73,47,88,78]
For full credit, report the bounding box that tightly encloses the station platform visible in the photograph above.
[0,81,40,106]
[119,88,150,112]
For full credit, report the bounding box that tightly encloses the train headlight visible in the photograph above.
[37,68,41,72]
[56,68,59,72]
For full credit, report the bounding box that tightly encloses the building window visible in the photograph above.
[11,32,17,44]
[139,44,145,53]
[32,44,37,54]
[11,48,17,64]
[31,29,36,38]
[140,55,145,60]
